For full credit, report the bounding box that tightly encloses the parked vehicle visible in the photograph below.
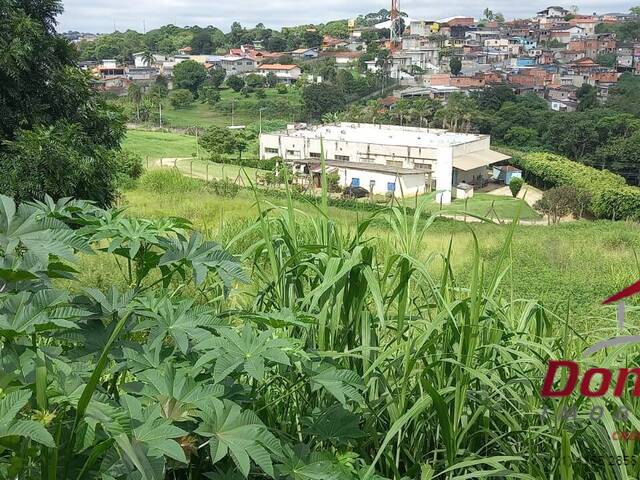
[343,186,369,198]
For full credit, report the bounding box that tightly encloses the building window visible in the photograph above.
[387,182,396,192]
[265,148,278,154]
[387,160,403,167]
[286,150,297,156]
[414,163,432,170]
[351,178,360,187]
[309,152,321,158]
[335,154,350,161]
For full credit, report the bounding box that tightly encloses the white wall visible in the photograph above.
[337,168,426,197]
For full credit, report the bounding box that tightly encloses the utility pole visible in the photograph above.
[195,126,199,159]
[231,99,236,126]
[159,102,162,128]
[259,107,266,135]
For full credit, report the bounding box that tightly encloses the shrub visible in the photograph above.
[138,168,201,193]
[509,177,524,197]
[509,150,640,220]
[114,150,144,180]
[276,84,288,94]
[168,88,194,109]
[534,186,579,224]
[207,178,240,197]
[226,74,245,92]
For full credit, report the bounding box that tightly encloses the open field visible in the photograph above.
[123,129,198,160]
[148,86,302,129]
[99,171,640,334]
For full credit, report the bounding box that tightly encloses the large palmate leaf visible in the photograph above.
[159,233,248,290]
[276,445,353,480]
[0,289,90,337]
[306,362,365,406]
[0,389,54,447]
[304,404,365,445]
[135,297,220,355]
[136,365,223,422]
[194,323,292,382]
[120,394,188,464]
[0,194,91,289]
[195,399,281,478]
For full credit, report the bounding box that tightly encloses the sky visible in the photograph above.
[58,0,635,33]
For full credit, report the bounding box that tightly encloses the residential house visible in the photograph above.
[569,16,600,35]
[257,64,302,83]
[291,48,319,60]
[322,35,349,49]
[617,45,634,70]
[318,50,363,67]
[221,56,257,75]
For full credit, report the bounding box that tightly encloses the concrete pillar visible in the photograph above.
[435,146,453,204]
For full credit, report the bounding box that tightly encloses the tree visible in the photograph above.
[596,52,617,68]
[226,75,245,92]
[128,83,143,121]
[141,50,156,67]
[449,57,462,76]
[576,84,598,111]
[266,72,278,88]
[631,6,640,14]
[199,126,248,161]
[0,0,126,206]
[199,85,221,105]
[534,186,581,224]
[172,60,208,96]
[245,73,266,89]
[302,83,347,118]
[509,177,524,198]
[168,89,194,108]
[208,67,226,89]
[483,8,495,20]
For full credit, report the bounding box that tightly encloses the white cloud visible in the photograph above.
[58,0,634,33]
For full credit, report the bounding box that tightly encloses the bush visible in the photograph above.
[534,186,579,224]
[114,150,144,180]
[138,169,201,194]
[509,177,524,197]
[168,88,194,109]
[207,178,240,197]
[226,75,245,92]
[276,84,288,94]
[509,150,640,220]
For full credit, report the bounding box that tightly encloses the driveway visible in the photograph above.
[488,184,543,208]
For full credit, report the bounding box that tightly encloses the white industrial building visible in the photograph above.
[259,123,510,203]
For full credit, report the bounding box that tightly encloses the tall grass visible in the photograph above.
[222,164,640,479]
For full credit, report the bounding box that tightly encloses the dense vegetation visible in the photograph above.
[342,82,640,185]
[508,150,640,220]
[1,168,639,479]
[0,0,132,206]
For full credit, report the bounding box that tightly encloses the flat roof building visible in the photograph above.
[259,123,510,203]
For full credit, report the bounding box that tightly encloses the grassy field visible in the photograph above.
[411,191,542,221]
[158,86,302,129]
[102,170,640,335]
[123,129,198,160]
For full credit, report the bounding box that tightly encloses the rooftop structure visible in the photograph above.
[260,123,509,203]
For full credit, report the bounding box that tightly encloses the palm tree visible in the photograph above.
[128,83,143,122]
[141,50,155,67]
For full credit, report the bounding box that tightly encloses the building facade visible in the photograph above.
[260,123,509,203]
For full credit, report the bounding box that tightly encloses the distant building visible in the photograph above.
[260,123,509,203]
[221,56,257,75]
[257,64,302,83]
[291,48,319,60]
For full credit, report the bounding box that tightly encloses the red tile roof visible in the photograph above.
[258,64,299,70]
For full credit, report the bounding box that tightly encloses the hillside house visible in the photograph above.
[257,64,302,83]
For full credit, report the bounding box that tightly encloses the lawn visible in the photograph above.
[159,86,302,129]
[123,129,198,160]
[422,192,542,221]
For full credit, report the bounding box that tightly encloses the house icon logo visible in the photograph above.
[583,280,640,357]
